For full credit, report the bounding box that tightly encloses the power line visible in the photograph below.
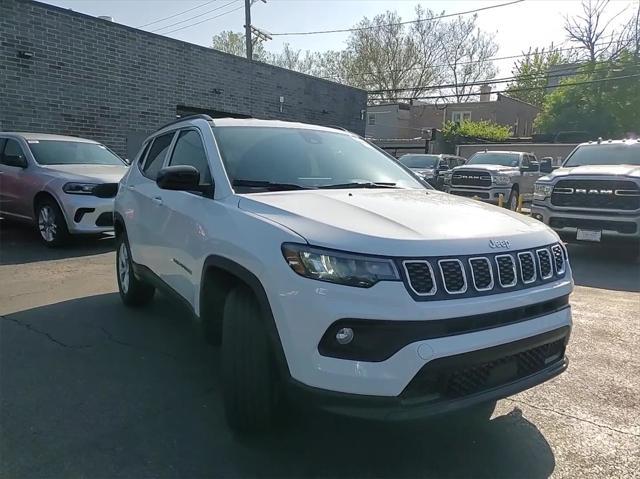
[158,3,244,35]
[136,1,217,28]
[269,0,525,36]
[367,60,633,94]
[371,73,640,102]
[151,0,241,33]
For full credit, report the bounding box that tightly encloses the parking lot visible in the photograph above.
[0,219,638,479]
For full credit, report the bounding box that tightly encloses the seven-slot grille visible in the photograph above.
[450,170,492,187]
[402,244,566,300]
[551,179,640,210]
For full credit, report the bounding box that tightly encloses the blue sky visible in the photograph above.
[40,0,635,75]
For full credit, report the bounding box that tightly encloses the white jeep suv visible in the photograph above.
[114,115,573,432]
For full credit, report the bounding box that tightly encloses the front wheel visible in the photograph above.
[221,286,279,433]
[36,198,69,247]
[116,233,155,307]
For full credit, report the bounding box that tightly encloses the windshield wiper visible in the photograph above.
[232,179,312,191]
[318,181,399,189]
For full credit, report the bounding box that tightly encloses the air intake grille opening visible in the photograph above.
[469,258,493,290]
[518,252,536,283]
[439,260,466,293]
[496,255,517,287]
[537,249,553,279]
[551,245,565,274]
[404,261,436,295]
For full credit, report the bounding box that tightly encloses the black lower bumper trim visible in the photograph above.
[289,327,570,421]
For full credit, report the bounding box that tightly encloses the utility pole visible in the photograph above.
[244,0,252,60]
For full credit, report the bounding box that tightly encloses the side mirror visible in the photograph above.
[157,165,201,192]
[539,157,554,174]
[4,154,27,168]
[438,164,449,171]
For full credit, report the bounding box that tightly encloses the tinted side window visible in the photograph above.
[137,141,152,166]
[521,155,530,167]
[143,133,174,180]
[0,139,6,157]
[169,130,212,185]
[2,139,26,166]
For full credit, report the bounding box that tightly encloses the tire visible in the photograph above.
[35,198,69,247]
[116,232,155,307]
[221,286,279,433]
[506,188,519,211]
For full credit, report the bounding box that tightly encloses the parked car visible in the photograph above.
[448,151,546,210]
[114,115,572,432]
[532,139,640,246]
[398,153,466,190]
[0,133,128,246]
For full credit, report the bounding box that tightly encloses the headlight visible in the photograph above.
[63,182,98,195]
[534,183,554,200]
[282,243,400,288]
[492,175,511,185]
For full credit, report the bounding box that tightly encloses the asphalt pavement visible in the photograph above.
[0,219,638,478]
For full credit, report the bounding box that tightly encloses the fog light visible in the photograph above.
[335,327,354,345]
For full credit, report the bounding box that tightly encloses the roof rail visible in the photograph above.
[156,114,214,131]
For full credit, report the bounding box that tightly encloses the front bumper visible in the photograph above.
[287,326,569,420]
[448,186,512,204]
[531,203,640,240]
[57,193,115,234]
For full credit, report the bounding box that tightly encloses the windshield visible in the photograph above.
[467,153,520,167]
[399,154,439,169]
[28,140,125,166]
[564,143,640,167]
[213,127,424,191]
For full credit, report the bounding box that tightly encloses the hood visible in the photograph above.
[410,168,436,176]
[41,164,128,183]
[239,189,557,256]
[453,164,516,173]
[544,164,640,180]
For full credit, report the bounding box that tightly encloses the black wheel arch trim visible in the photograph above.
[201,255,291,379]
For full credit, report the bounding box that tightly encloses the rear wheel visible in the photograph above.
[221,286,279,433]
[116,232,155,307]
[35,198,69,247]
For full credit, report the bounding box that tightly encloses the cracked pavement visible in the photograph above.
[0,221,638,478]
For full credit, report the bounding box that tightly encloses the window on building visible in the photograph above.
[451,111,471,123]
[169,129,212,185]
[368,113,376,126]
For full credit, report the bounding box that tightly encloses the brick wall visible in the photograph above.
[0,0,367,157]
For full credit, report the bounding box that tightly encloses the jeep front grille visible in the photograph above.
[402,243,567,301]
[551,179,640,210]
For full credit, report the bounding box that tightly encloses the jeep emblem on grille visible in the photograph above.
[489,239,511,249]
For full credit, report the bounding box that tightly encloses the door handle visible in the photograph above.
[127,185,135,190]
[152,196,163,206]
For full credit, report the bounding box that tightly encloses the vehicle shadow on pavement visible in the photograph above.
[0,219,115,265]
[0,292,555,478]
[567,243,640,292]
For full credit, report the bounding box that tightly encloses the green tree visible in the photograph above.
[212,30,269,61]
[505,45,571,106]
[442,120,512,142]
[534,52,640,137]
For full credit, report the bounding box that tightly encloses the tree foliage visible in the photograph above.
[211,6,498,102]
[442,120,512,142]
[505,45,572,106]
[534,52,640,137]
